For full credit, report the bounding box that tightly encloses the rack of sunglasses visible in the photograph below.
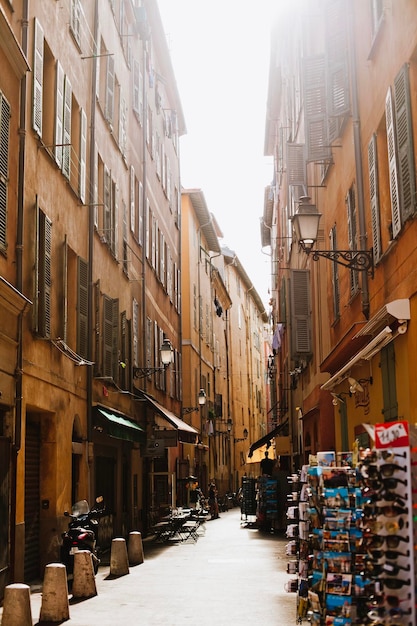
[290,422,416,626]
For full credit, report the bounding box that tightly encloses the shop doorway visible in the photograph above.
[24,420,41,582]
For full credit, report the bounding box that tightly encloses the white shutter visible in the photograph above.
[287,143,306,185]
[385,86,401,238]
[62,75,72,179]
[33,19,44,135]
[138,181,143,245]
[106,55,115,123]
[393,64,416,221]
[130,165,135,233]
[79,108,87,203]
[368,134,382,261]
[55,61,64,167]
[119,91,127,155]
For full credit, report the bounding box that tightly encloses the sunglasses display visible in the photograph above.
[365,476,408,491]
[382,577,411,590]
[370,548,409,560]
[363,534,408,549]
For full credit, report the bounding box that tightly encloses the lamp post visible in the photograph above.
[291,197,374,276]
[234,427,249,444]
[133,337,174,379]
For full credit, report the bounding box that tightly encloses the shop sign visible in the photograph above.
[374,420,409,449]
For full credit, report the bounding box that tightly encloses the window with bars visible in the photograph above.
[346,186,359,296]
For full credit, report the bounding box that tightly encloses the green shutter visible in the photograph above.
[380,342,398,422]
[290,269,311,357]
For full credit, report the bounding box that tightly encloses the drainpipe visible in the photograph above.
[87,0,99,498]
[348,2,370,318]
[10,0,29,581]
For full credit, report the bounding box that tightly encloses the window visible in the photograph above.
[132,59,143,124]
[97,161,118,257]
[0,92,10,252]
[132,298,139,367]
[35,206,52,338]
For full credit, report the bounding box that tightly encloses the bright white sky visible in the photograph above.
[157,0,283,308]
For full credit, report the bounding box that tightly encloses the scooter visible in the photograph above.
[60,496,105,576]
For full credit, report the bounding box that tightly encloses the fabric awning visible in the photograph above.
[141,393,199,444]
[248,420,289,458]
[93,406,145,443]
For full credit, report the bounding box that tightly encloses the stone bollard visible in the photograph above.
[72,550,97,598]
[128,531,144,565]
[1,583,32,626]
[110,537,129,577]
[39,563,69,623]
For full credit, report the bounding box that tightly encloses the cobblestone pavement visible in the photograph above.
[1,508,299,625]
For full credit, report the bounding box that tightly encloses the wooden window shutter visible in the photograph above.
[290,269,311,356]
[132,298,139,367]
[62,75,72,179]
[325,0,350,118]
[111,298,119,380]
[33,19,44,136]
[77,257,88,358]
[0,93,10,250]
[380,342,398,422]
[279,279,287,326]
[103,166,111,242]
[393,64,416,222]
[79,109,87,203]
[368,133,382,261]
[385,86,401,238]
[330,226,340,320]
[39,211,52,338]
[303,55,331,162]
[103,295,114,377]
[286,143,306,186]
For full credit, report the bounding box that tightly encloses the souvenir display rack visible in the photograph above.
[284,421,416,625]
[240,476,257,524]
[257,476,279,531]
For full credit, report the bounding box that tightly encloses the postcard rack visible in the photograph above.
[290,421,416,625]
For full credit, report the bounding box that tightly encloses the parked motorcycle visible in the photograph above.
[60,496,105,576]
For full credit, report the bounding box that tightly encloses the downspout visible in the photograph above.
[10,0,29,580]
[348,1,370,318]
[87,0,99,496]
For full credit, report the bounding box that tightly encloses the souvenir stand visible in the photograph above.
[256,476,279,531]
[240,476,257,525]
[284,421,416,625]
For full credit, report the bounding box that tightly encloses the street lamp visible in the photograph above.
[182,389,207,414]
[133,337,174,379]
[291,197,374,276]
[234,427,249,444]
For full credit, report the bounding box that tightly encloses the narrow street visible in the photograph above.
[1,507,298,625]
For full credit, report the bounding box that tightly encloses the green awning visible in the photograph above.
[93,406,145,443]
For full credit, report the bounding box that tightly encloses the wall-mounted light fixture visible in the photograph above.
[182,389,207,414]
[348,377,372,394]
[234,427,249,444]
[331,391,351,406]
[291,197,374,277]
[133,337,174,379]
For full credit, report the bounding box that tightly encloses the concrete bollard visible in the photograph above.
[72,550,97,598]
[1,583,32,626]
[128,531,144,565]
[39,563,69,623]
[110,537,129,577]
